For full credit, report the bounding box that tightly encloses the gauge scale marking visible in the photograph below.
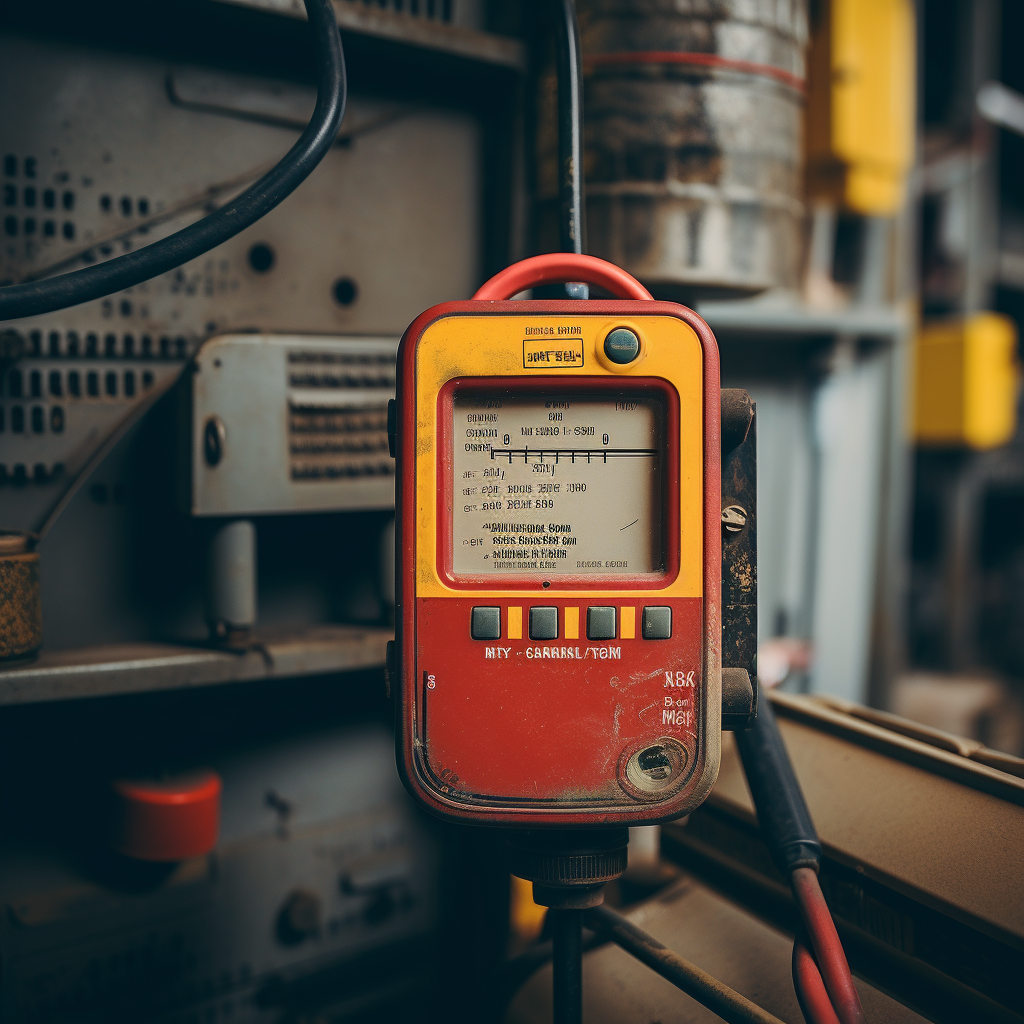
[452,394,664,577]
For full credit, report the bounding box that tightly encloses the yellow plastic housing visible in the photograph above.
[914,313,1021,450]
[414,313,705,600]
[806,0,916,215]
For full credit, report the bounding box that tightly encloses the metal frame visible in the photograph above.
[698,293,914,706]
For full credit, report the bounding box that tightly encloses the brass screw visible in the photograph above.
[722,505,747,533]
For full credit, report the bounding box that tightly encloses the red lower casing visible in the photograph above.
[415,596,702,806]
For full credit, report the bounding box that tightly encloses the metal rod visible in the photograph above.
[551,908,584,1024]
[554,0,585,255]
[585,905,786,1024]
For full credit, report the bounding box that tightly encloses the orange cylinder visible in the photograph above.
[111,769,222,861]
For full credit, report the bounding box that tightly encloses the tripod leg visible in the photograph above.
[550,908,583,1024]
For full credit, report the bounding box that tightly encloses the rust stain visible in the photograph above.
[728,550,755,594]
[0,552,42,659]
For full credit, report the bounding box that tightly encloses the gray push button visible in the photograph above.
[603,327,640,364]
[529,607,558,640]
[587,606,616,640]
[642,606,672,639]
[471,606,501,640]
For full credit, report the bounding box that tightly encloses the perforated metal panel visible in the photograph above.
[186,334,398,516]
[0,31,481,531]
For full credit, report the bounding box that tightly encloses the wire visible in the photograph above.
[734,699,864,1024]
[737,700,864,1019]
[32,371,181,539]
[791,868,865,1024]
[793,939,842,1024]
[734,698,822,876]
[585,905,786,1024]
[0,0,346,322]
[736,700,865,1024]
[554,0,585,254]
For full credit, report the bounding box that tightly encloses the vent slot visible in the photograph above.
[290,372,395,389]
[342,0,455,22]
[287,348,396,391]
[288,404,393,482]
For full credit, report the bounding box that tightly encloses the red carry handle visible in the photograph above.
[472,253,653,301]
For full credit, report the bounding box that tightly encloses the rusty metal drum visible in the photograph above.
[578,0,808,295]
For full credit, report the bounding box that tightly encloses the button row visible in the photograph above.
[470,606,671,641]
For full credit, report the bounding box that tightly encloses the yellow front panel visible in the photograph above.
[414,314,704,599]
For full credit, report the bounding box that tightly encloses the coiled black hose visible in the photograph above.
[0,0,346,322]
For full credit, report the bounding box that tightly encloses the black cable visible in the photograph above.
[0,0,346,323]
[550,908,583,1024]
[735,700,863,1022]
[734,697,821,876]
[554,0,584,255]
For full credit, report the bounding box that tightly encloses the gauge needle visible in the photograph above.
[620,519,639,531]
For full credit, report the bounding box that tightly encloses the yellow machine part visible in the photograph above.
[508,874,547,948]
[413,313,706,601]
[914,313,1021,450]
[806,0,916,215]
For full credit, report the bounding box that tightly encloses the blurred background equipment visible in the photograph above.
[184,333,398,518]
[805,0,916,218]
[2,0,1024,1019]
[574,0,808,295]
[110,768,223,862]
[0,1,517,1019]
[913,312,1019,450]
[909,0,1024,748]
[0,709,448,1024]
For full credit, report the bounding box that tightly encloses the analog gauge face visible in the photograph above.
[451,393,665,577]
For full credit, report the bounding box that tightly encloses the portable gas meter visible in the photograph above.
[391,255,721,827]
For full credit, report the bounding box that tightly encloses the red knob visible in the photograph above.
[111,769,222,861]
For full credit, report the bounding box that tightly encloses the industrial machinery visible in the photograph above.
[573,0,808,295]
[0,721,442,1024]
[2,0,1022,1022]
[0,1,504,1020]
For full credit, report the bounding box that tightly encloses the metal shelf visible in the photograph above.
[214,0,527,71]
[0,625,391,707]
[696,294,909,338]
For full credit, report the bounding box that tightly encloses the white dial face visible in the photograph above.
[451,393,664,577]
